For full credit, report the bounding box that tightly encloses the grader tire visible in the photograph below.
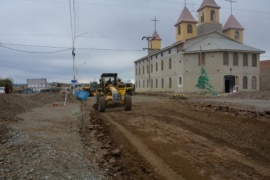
[98,97,106,112]
[96,93,100,104]
[124,95,132,111]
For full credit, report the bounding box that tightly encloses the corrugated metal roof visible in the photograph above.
[184,32,265,53]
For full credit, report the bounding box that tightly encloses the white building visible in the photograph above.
[134,0,264,94]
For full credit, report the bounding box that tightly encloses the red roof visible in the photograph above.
[151,30,161,40]
[175,6,197,26]
[260,60,270,72]
[223,14,245,31]
[197,0,221,12]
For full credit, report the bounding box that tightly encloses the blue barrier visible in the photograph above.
[75,91,89,101]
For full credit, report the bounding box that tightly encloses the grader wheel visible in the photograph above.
[124,95,132,111]
[98,97,106,112]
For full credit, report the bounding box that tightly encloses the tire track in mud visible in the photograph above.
[102,112,184,180]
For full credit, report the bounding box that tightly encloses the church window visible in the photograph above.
[169,58,172,69]
[151,79,153,88]
[243,76,248,89]
[168,49,171,54]
[198,53,205,66]
[243,53,248,66]
[187,24,192,33]
[156,79,158,88]
[223,52,229,65]
[139,80,141,88]
[252,54,257,67]
[151,63,153,72]
[161,78,164,88]
[169,78,172,89]
[178,25,181,35]
[252,76,257,89]
[139,67,140,75]
[201,11,204,23]
[179,76,182,85]
[210,10,216,22]
[161,60,164,71]
[235,31,240,40]
[156,62,158,72]
[136,68,137,75]
[233,52,238,66]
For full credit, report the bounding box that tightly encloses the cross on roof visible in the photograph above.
[151,16,159,31]
[226,0,237,14]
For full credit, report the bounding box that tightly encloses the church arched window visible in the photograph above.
[235,31,240,40]
[178,25,181,35]
[201,11,204,23]
[187,24,192,33]
[210,10,216,22]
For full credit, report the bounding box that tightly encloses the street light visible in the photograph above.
[76,61,87,82]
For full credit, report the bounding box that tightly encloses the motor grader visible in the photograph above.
[95,73,132,112]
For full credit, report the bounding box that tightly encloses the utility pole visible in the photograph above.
[142,36,155,91]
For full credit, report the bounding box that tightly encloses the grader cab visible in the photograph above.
[95,73,132,112]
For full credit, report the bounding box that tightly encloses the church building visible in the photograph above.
[134,0,264,93]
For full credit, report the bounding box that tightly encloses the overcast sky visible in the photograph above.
[1,0,270,84]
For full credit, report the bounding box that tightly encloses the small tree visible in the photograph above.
[0,78,14,92]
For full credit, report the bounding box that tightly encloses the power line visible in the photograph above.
[0,44,72,53]
[0,42,69,49]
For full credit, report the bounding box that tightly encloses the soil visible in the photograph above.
[0,91,270,179]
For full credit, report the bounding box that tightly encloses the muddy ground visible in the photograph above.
[0,91,270,179]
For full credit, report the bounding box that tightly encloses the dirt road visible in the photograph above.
[90,94,270,180]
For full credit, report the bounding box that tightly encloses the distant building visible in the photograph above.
[27,78,47,92]
[134,0,265,94]
[260,60,270,90]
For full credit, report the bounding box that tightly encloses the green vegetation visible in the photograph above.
[0,78,13,92]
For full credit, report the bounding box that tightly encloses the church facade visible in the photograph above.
[134,0,264,93]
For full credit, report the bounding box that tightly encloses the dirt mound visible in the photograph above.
[225,91,270,100]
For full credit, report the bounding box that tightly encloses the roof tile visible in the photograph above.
[223,14,245,31]
[197,0,221,12]
[175,6,197,26]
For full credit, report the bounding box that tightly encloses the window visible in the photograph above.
[151,79,153,88]
[198,53,205,66]
[252,54,257,67]
[156,79,158,88]
[187,24,192,33]
[168,49,171,54]
[147,65,149,73]
[139,80,140,88]
[155,54,158,59]
[178,25,181,35]
[143,66,144,74]
[169,78,172,89]
[233,52,238,66]
[169,58,172,69]
[161,79,164,88]
[252,76,257,89]
[161,60,164,71]
[210,10,215,22]
[156,62,158,72]
[151,63,153,72]
[147,80,149,88]
[136,68,137,75]
[223,52,229,65]
[243,76,248,89]
[235,31,240,40]
[201,11,204,23]
[161,52,163,57]
[243,53,248,66]
[143,80,145,88]
[179,76,182,85]
[139,67,140,75]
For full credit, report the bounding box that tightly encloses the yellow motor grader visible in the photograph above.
[95,73,132,112]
